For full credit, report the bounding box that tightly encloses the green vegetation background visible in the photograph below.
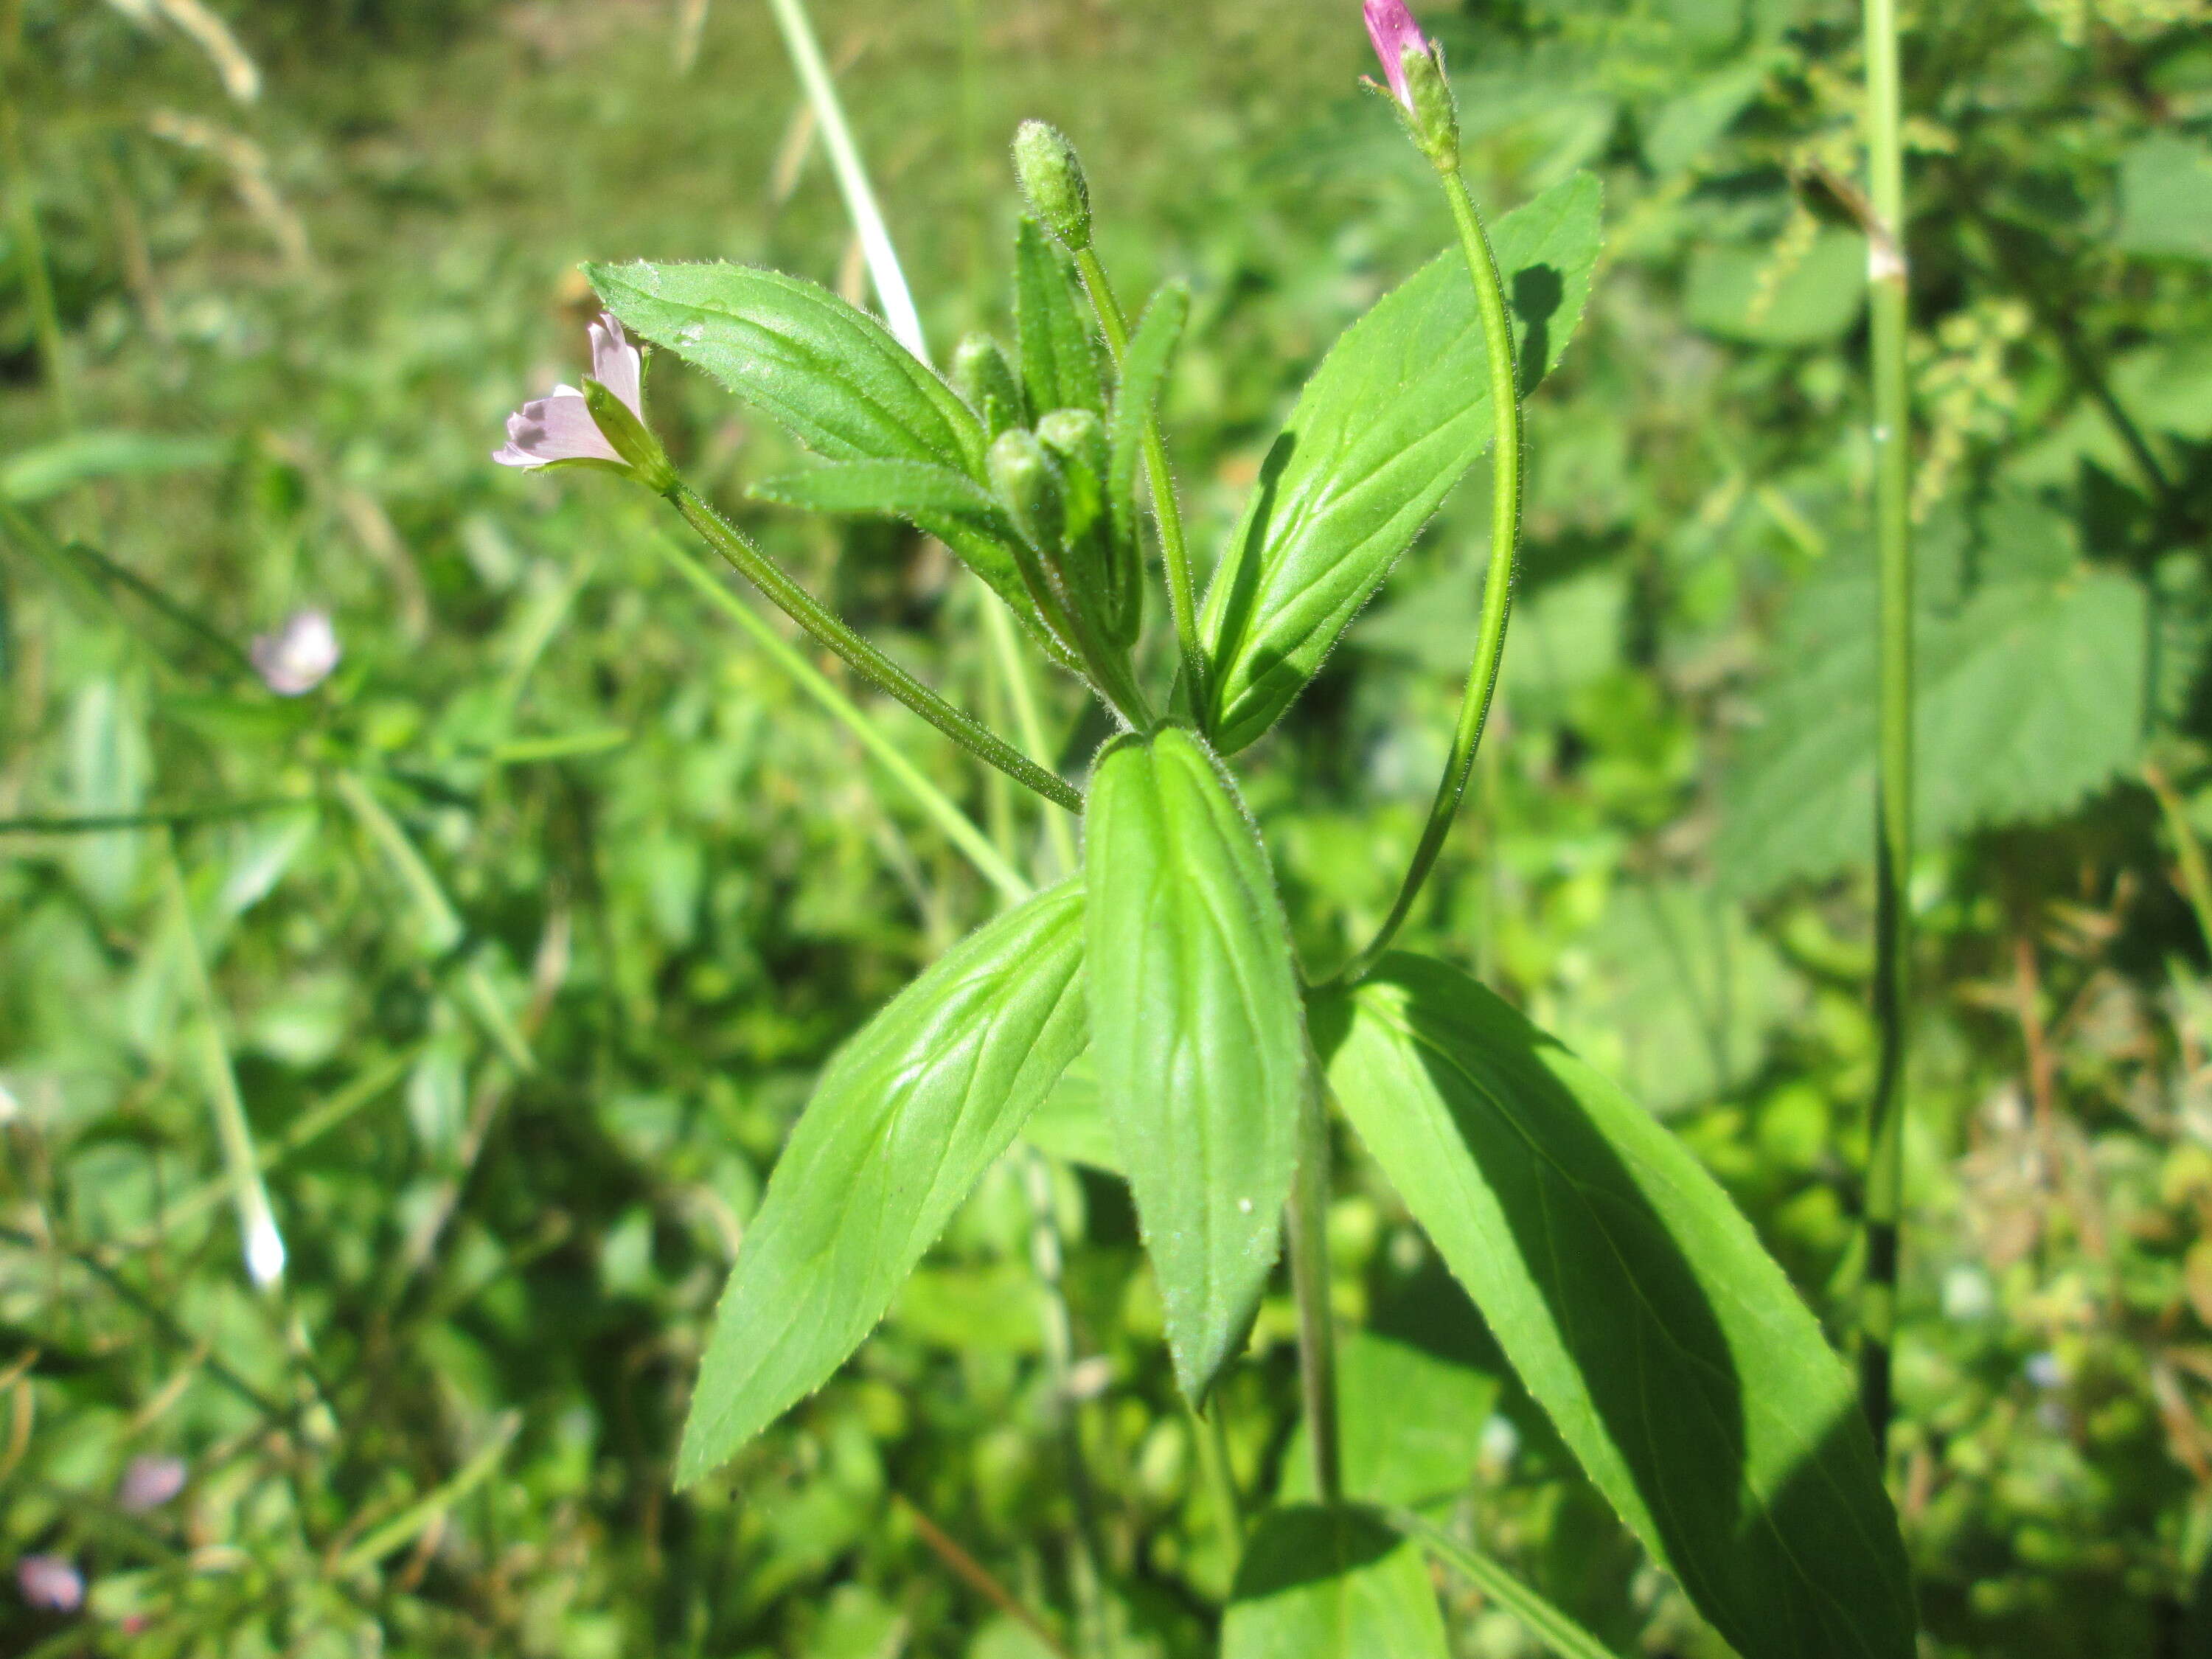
[4,0,2211,1655]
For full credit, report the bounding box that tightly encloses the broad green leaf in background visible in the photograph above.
[2115,133,2212,262]
[1717,524,2150,897]
[1015,218,1106,418]
[1543,880,1801,1116]
[1221,1504,1450,1659]
[1199,172,1603,754]
[1085,726,1308,1401]
[587,262,986,476]
[1312,954,1916,1659]
[675,880,1088,1486]
[1018,1050,1123,1173]
[1279,1332,1498,1509]
[1684,226,1865,346]
[1641,60,1767,176]
[2,430,228,504]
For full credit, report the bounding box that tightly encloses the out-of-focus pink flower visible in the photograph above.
[250,608,341,696]
[16,1554,83,1613]
[1363,0,1430,109]
[118,1455,188,1512]
[492,313,644,470]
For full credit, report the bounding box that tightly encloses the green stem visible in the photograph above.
[1189,1399,1245,1560]
[0,7,72,429]
[1072,246,1206,726]
[762,0,926,356]
[670,483,1081,818]
[162,834,286,1290]
[1287,1077,1340,1504]
[984,597,1079,875]
[1859,0,1913,1461]
[1384,1510,1628,1659]
[1020,1150,1115,1659]
[655,526,1037,902]
[1332,164,1523,987]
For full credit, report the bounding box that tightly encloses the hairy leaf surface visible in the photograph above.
[1015,218,1105,418]
[1313,953,1914,1659]
[1198,173,1602,754]
[1222,1504,1449,1659]
[587,261,985,476]
[675,882,1087,1486]
[1084,726,1307,1401]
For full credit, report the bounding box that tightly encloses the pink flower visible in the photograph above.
[493,313,645,470]
[1363,0,1430,109]
[250,608,341,696]
[117,1455,188,1512]
[16,1554,83,1613]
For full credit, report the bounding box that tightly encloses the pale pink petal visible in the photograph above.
[251,608,341,696]
[16,1555,83,1613]
[1363,0,1427,108]
[588,313,644,420]
[118,1455,188,1512]
[490,391,622,470]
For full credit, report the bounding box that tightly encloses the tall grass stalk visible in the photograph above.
[1858,0,1913,1459]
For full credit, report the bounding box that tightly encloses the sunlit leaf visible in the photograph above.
[675,881,1087,1486]
[1085,726,1307,1400]
[1222,1504,1449,1659]
[1313,953,1916,1659]
[1199,173,1602,754]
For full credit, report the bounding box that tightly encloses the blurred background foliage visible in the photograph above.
[3,0,2212,1654]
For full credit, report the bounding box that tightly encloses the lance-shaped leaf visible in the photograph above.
[675,881,1087,1486]
[751,459,1002,522]
[1108,282,1191,627]
[1015,218,1105,418]
[1312,954,1916,1659]
[1222,1504,1450,1659]
[1199,172,1603,754]
[1084,726,1308,1400]
[587,261,987,476]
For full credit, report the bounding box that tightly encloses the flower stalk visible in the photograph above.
[1334,26,1524,987]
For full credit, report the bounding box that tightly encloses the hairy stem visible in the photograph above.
[1334,163,1523,986]
[1072,247,1206,727]
[669,483,1081,818]
[655,526,1037,902]
[1287,1077,1340,1504]
[1859,0,1913,1461]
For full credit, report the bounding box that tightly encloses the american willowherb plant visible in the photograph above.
[495,4,1916,1652]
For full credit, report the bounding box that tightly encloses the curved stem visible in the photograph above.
[1332,164,1523,987]
[669,484,1081,818]
[1073,246,1207,728]
[655,525,1036,903]
[1859,0,1913,1461]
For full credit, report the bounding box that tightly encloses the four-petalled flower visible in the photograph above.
[493,313,647,472]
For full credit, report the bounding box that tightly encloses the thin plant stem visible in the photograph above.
[894,1492,1076,1659]
[0,797,313,835]
[1385,1509,1628,1659]
[161,834,286,1290]
[1020,1150,1115,1659]
[1859,0,1913,1460]
[1287,1077,1340,1504]
[669,482,1081,818]
[2146,760,2212,953]
[1332,163,1523,987]
[0,4,72,429]
[1071,247,1206,726]
[655,529,1035,902]
[984,595,1078,875]
[762,0,927,356]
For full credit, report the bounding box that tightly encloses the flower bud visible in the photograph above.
[1012,120,1092,251]
[987,427,1066,558]
[1036,408,1109,504]
[951,332,1028,438]
[1402,42,1459,164]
